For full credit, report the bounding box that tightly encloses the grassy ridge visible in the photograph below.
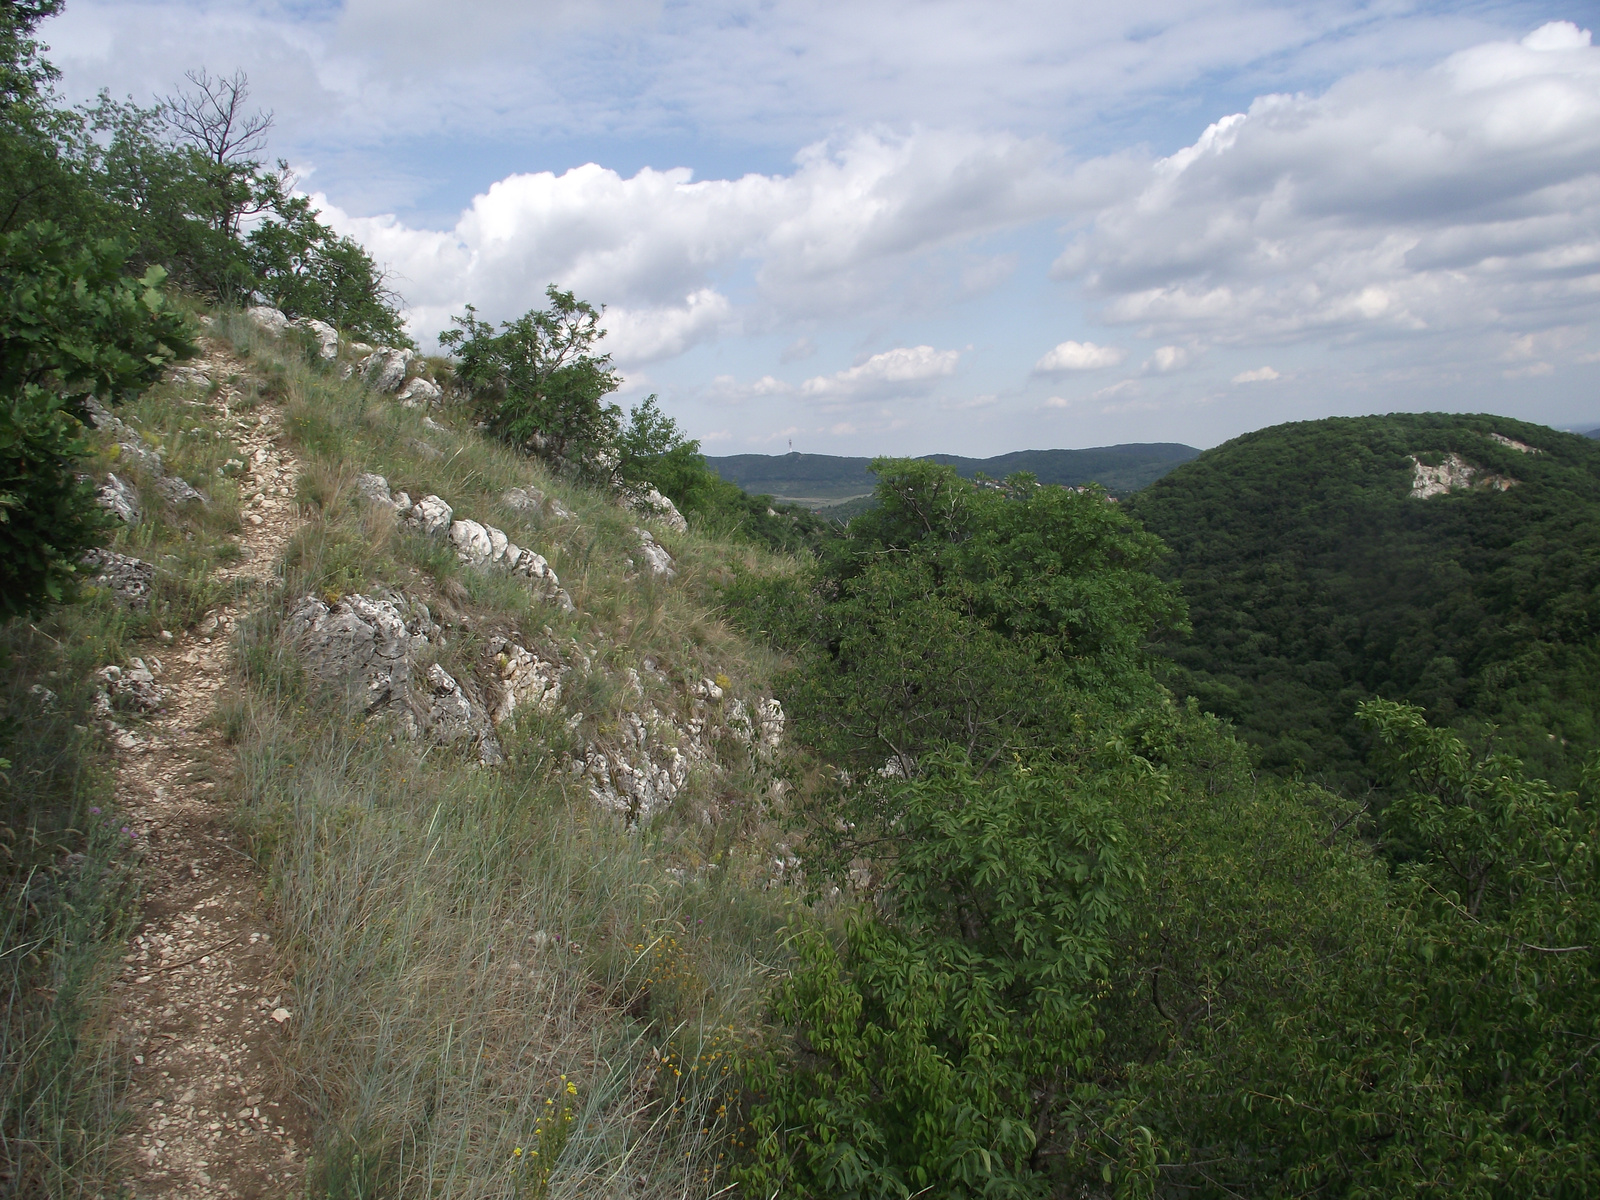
[205,312,810,1196]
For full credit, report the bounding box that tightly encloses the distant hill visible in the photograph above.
[1125,413,1600,794]
[705,443,1200,507]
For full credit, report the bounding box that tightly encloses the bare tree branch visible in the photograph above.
[164,68,273,167]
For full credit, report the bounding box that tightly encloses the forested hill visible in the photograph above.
[706,442,1199,503]
[1125,412,1600,794]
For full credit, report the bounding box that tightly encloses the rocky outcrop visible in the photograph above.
[729,697,785,754]
[81,547,156,605]
[396,377,442,408]
[569,673,784,824]
[361,348,414,393]
[1410,453,1517,499]
[155,474,205,506]
[96,473,141,524]
[246,306,291,336]
[1489,432,1540,454]
[505,486,574,521]
[415,663,503,765]
[88,395,205,509]
[623,485,688,534]
[297,318,339,360]
[634,528,676,579]
[406,493,454,535]
[447,515,575,611]
[362,481,575,612]
[288,591,503,765]
[290,592,426,712]
[488,638,565,725]
[357,473,406,509]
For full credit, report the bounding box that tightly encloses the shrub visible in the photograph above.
[440,287,621,465]
[0,222,193,617]
[738,755,1135,1199]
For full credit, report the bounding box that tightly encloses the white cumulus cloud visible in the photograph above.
[1034,340,1126,371]
[312,130,1092,356]
[801,346,960,400]
[1232,366,1281,382]
[1054,22,1600,361]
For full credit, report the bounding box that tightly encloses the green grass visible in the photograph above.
[205,310,809,1196]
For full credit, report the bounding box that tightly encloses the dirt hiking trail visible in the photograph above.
[107,342,313,1199]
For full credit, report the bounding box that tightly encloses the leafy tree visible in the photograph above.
[790,459,1184,772]
[247,184,409,344]
[83,93,254,299]
[740,754,1141,1199]
[0,222,194,617]
[439,287,621,465]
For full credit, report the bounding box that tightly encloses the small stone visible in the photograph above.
[270,1007,291,1024]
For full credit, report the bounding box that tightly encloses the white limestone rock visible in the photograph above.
[635,528,676,579]
[247,305,291,335]
[115,438,164,476]
[449,519,495,566]
[293,317,340,360]
[489,639,566,725]
[624,485,688,534]
[289,593,428,713]
[406,494,454,535]
[416,663,503,765]
[96,657,167,713]
[80,547,154,605]
[96,473,141,524]
[396,377,443,408]
[1410,453,1517,499]
[155,474,205,505]
[357,473,396,506]
[361,347,415,393]
[167,365,213,389]
[290,592,502,764]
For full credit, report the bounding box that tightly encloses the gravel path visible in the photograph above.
[108,347,314,1199]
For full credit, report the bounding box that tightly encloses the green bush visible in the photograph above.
[738,755,1139,1199]
[788,459,1184,771]
[0,222,193,617]
[440,287,621,464]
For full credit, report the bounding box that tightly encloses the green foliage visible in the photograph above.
[1126,413,1600,793]
[1,14,405,329]
[0,624,138,1199]
[247,183,410,345]
[789,459,1183,770]
[0,222,193,616]
[1080,698,1600,1197]
[83,93,254,300]
[615,395,840,554]
[440,287,622,465]
[740,755,1134,1199]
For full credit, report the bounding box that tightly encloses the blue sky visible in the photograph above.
[46,1,1600,455]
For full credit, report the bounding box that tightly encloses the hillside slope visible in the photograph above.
[706,443,1199,505]
[1126,412,1600,793]
[18,307,809,1199]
